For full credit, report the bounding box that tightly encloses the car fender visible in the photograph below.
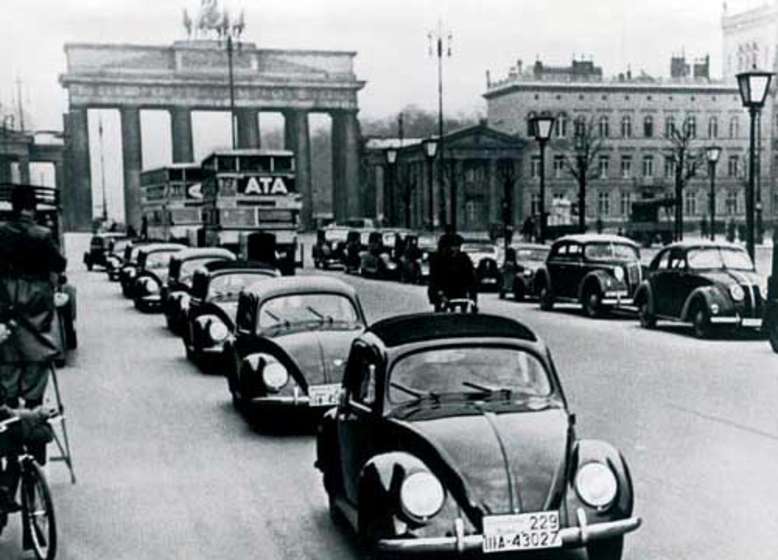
[680,286,733,322]
[533,266,552,295]
[633,281,652,311]
[567,439,633,522]
[191,302,235,350]
[359,452,428,530]
[234,336,307,393]
[577,270,613,300]
[316,408,342,492]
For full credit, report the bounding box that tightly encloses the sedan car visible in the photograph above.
[499,243,550,301]
[634,241,767,338]
[342,229,368,274]
[162,247,236,333]
[183,261,279,370]
[83,232,130,271]
[224,276,366,420]
[360,231,400,280]
[313,226,350,269]
[462,242,501,290]
[131,243,187,312]
[398,235,436,284]
[534,234,642,317]
[118,241,155,297]
[316,313,640,559]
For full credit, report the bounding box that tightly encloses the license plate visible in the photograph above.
[308,384,341,407]
[482,278,497,284]
[742,318,762,327]
[482,511,561,554]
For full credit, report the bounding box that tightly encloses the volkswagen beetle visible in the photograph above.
[131,243,187,312]
[224,276,366,420]
[118,241,153,295]
[316,313,640,559]
[462,241,501,290]
[499,243,550,301]
[83,232,130,271]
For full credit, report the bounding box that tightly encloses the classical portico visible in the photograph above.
[59,40,365,231]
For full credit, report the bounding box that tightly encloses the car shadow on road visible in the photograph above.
[647,322,768,342]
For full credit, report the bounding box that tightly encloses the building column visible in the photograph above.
[0,158,10,183]
[121,106,143,230]
[65,108,93,232]
[284,110,312,229]
[237,108,260,149]
[488,158,498,224]
[53,160,64,195]
[331,110,361,221]
[18,155,30,184]
[454,159,466,231]
[170,107,194,163]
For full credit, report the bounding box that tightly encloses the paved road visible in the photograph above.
[1,257,776,559]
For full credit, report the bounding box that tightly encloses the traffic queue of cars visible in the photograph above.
[84,231,643,559]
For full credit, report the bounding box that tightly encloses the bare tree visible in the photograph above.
[563,117,606,233]
[666,118,701,241]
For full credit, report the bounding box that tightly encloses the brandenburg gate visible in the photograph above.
[59,40,365,231]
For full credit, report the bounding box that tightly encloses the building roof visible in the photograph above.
[364,138,423,150]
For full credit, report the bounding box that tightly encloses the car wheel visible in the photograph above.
[513,281,525,302]
[691,304,712,339]
[587,535,624,560]
[538,283,554,311]
[359,512,400,560]
[583,288,603,318]
[86,261,93,271]
[638,301,656,329]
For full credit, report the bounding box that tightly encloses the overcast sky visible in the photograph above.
[0,0,762,217]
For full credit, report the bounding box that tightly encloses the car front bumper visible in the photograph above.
[602,291,633,306]
[710,315,763,328]
[377,509,641,555]
[137,295,163,309]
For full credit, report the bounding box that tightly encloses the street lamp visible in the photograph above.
[385,147,398,226]
[428,23,452,230]
[574,129,588,233]
[530,115,556,243]
[219,11,246,150]
[705,145,722,241]
[736,66,774,261]
[422,137,438,230]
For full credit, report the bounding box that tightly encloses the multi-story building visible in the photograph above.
[484,53,775,231]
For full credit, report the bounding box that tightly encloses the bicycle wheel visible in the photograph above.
[21,461,57,560]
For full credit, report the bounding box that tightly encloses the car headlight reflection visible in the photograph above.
[613,266,625,282]
[729,284,745,302]
[262,361,289,392]
[207,320,229,342]
[575,462,618,509]
[399,471,446,521]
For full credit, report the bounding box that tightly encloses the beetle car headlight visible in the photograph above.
[400,471,446,521]
[262,361,289,392]
[143,278,160,294]
[54,292,70,308]
[729,284,745,302]
[207,319,229,342]
[613,266,625,282]
[575,462,618,509]
[126,268,136,278]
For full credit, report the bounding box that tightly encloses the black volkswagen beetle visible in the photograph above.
[634,240,767,338]
[224,276,366,418]
[183,261,279,370]
[83,232,130,271]
[313,226,350,270]
[162,247,236,333]
[118,240,155,296]
[316,313,639,559]
[343,230,369,274]
[360,230,403,280]
[462,241,501,290]
[499,243,550,301]
[131,243,187,312]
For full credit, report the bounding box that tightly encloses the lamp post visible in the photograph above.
[385,147,398,226]
[530,115,556,244]
[705,145,722,241]
[574,129,588,233]
[219,11,245,150]
[736,66,774,261]
[422,137,438,230]
[428,23,452,230]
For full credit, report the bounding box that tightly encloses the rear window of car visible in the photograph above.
[462,244,497,254]
[324,229,349,242]
[584,242,638,261]
[516,248,549,261]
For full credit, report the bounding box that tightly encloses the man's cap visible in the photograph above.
[438,232,464,250]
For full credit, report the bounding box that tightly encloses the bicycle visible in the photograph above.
[0,412,58,560]
[435,296,479,314]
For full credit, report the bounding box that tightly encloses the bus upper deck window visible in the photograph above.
[273,157,293,173]
[169,169,183,182]
[243,156,271,173]
[219,157,237,172]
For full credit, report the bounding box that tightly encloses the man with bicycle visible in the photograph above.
[427,231,479,312]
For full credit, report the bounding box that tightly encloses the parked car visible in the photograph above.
[183,261,279,370]
[462,241,501,290]
[83,232,130,271]
[342,229,368,274]
[360,231,401,280]
[398,234,436,284]
[338,217,379,229]
[534,234,642,317]
[224,276,366,420]
[313,226,350,269]
[118,241,155,297]
[499,243,550,301]
[316,312,640,559]
[131,243,187,312]
[634,240,767,338]
[162,247,236,334]
[104,237,135,281]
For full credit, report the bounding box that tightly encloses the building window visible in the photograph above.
[708,116,718,139]
[728,155,739,177]
[599,116,609,138]
[684,190,697,216]
[643,115,654,138]
[729,116,740,138]
[686,116,697,138]
[664,156,676,178]
[597,191,610,216]
[527,111,537,137]
[553,155,565,178]
[620,191,632,217]
[665,116,676,138]
[554,115,568,138]
[642,155,654,177]
[621,115,632,138]
[620,155,632,179]
[574,116,586,137]
[530,155,541,179]
[530,193,541,215]
[465,200,478,223]
[598,155,609,179]
[726,190,739,215]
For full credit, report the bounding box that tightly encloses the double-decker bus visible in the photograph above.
[140,164,203,243]
[200,149,302,273]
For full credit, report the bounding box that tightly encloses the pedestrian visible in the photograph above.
[427,233,478,311]
[0,185,67,412]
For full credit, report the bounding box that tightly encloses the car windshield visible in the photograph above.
[208,272,274,301]
[388,346,552,404]
[112,239,131,254]
[687,247,754,271]
[324,229,349,242]
[258,293,360,330]
[516,248,550,261]
[462,244,497,255]
[418,238,437,251]
[584,242,638,261]
[146,251,177,269]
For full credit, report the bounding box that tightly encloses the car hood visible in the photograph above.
[210,300,239,324]
[698,269,760,287]
[393,403,569,514]
[270,327,360,385]
[468,253,497,263]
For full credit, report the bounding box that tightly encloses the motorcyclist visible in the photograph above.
[428,232,478,312]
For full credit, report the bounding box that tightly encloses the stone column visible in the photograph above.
[455,159,466,231]
[488,159,498,223]
[54,160,64,195]
[284,110,312,229]
[170,107,194,163]
[331,110,361,221]
[0,158,10,183]
[65,108,93,231]
[18,155,30,184]
[237,108,260,149]
[121,106,143,230]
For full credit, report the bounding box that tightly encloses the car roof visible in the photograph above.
[138,243,187,254]
[554,234,638,246]
[366,313,538,348]
[201,259,276,273]
[511,243,549,251]
[659,240,747,252]
[241,275,358,301]
[172,247,236,261]
[93,232,129,239]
